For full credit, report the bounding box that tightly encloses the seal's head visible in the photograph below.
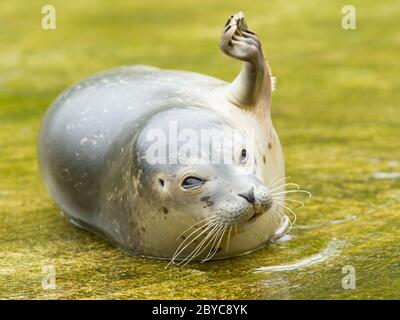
[135,107,282,263]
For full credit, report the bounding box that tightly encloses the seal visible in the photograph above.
[38,12,297,265]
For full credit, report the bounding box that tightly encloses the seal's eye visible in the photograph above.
[240,148,247,162]
[181,176,204,190]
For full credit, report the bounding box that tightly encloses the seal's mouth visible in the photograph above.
[248,208,264,222]
[247,201,273,223]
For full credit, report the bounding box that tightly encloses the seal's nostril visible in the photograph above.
[238,188,255,204]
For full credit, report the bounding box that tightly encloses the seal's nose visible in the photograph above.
[238,188,255,204]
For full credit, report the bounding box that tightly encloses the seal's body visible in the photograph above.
[38,13,287,263]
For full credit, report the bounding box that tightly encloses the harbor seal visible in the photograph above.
[38,12,293,264]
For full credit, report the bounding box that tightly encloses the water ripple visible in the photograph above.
[372,172,400,179]
[293,214,356,230]
[255,238,344,272]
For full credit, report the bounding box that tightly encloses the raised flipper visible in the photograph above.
[220,12,274,115]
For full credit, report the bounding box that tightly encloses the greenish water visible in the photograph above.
[0,0,399,299]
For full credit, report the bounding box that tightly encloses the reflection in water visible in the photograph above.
[255,238,344,272]
[271,234,293,243]
[372,172,400,179]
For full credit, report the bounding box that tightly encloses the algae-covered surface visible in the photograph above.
[0,0,399,299]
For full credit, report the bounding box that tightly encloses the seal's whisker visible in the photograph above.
[268,175,290,188]
[201,225,223,262]
[214,225,228,257]
[273,200,297,225]
[269,182,299,193]
[186,222,225,265]
[169,225,216,267]
[202,223,226,260]
[276,197,305,208]
[167,220,220,267]
[204,224,228,262]
[226,225,233,253]
[177,217,218,240]
[193,226,224,263]
[267,176,291,189]
[202,224,226,262]
[174,219,216,252]
[182,224,223,266]
[176,216,218,240]
[201,225,224,263]
[275,205,291,223]
[271,189,312,197]
[274,202,297,227]
[178,222,222,266]
[172,220,219,259]
[276,207,293,234]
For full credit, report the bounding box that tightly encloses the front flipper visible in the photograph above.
[220,12,274,114]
